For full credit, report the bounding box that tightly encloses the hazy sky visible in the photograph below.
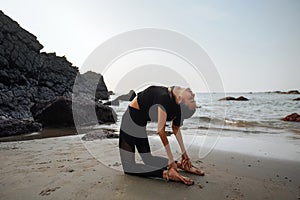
[2,0,300,92]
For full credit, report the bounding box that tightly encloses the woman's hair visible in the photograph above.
[179,102,196,119]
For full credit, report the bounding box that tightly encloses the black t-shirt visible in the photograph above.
[137,86,183,127]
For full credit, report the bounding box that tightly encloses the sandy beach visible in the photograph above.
[1,132,299,200]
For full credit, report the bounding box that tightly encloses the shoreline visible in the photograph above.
[1,127,299,162]
[1,134,299,199]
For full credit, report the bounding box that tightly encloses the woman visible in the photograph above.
[119,86,204,185]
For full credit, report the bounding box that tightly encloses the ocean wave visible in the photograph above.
[194,116,261,126]
[192,116,292,134]
[197,126,277,134]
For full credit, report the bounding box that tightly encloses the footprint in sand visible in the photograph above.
[39,187,61,196]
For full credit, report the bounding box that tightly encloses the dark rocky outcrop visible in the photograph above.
[31,96,74,127]
[281,113,300,122]
[31,96,116,127]
[80,71,109,100]
[219,97,236,101]
[293,97,300,101]
[288,90,300,94]
[270,90,300,94]
[219,96,249,101]
[0,119,42,137]
[104,90,136,106]
[0,11,115,136]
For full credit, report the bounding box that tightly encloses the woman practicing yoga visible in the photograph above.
[119,85,204,185]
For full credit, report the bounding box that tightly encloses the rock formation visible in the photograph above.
[0,11,116,136]
[270,90,300,94]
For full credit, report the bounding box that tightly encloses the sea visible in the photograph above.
[100,92,300,136]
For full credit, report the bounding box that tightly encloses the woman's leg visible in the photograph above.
[135,136,168,170]
[119,107,167,178]
[119,130,165,177]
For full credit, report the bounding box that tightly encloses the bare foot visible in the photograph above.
[177,161,205,176]
[163,168,194,186]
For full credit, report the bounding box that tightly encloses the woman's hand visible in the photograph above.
[181,152,192,169]
[165,162,194,186]
[177,153,205,176]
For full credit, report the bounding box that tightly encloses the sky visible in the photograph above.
[1,0,300,92]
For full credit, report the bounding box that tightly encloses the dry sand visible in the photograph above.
[0,133,300,200]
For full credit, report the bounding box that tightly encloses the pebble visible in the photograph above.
[198,185,203,189]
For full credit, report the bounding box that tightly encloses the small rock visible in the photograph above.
[198,184,204,189]
[281,113,300,122]
[81,129,119,141]
[112,162,121,167]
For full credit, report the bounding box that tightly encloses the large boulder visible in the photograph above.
[293,97,300,101]
[281,113,300,122]
[80,71,109,100]
[32,96,116,127]
[31,96,74,126]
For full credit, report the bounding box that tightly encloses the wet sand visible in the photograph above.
[0,134,300,200]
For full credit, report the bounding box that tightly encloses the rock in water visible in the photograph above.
[281,113,300,122]
[236,96,249,101]
[218,96,236,101]
[287,90,300,94]
[219,96,249,101]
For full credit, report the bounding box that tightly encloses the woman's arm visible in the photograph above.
[157,107,176,167]
[172,123,191,168]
